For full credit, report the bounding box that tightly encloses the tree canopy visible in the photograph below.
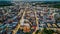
[42,28,54,34]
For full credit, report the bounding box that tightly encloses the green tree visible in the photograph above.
[35,30,40,34]
[25,32,30,34]
[42,28,54,34]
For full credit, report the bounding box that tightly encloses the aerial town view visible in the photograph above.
[0,0,60,34]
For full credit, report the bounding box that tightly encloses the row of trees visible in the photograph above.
[41,28,54,34]
[25,28,54,34]
[35,28,54,34]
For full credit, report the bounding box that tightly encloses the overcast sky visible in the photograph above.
[0,0,60,1]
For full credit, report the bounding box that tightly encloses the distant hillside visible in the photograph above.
[0,1,15,7]
[31,1,60,8]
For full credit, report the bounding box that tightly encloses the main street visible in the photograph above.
[32,9,39,34]
[12,9,26,34]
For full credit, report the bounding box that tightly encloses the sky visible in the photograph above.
[0,0,60,1]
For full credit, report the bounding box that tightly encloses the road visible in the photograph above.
[32,9,39,34]
[12,9,26,34]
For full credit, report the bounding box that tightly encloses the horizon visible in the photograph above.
[0,0,60,1]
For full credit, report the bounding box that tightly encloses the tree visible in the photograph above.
[25,32,30,34]
[35,30,40,34]
[42,28,54,34]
